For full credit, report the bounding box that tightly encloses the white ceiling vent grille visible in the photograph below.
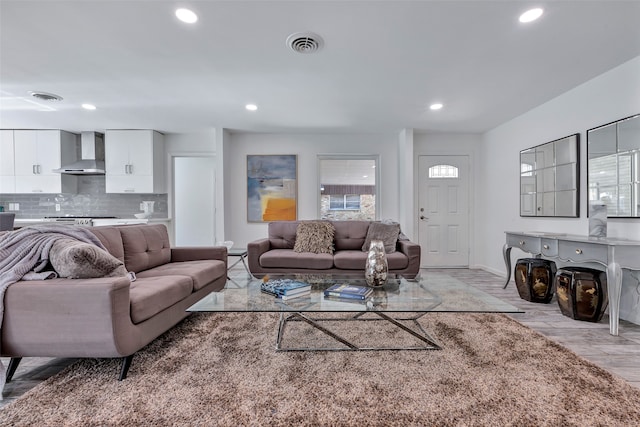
[286,32,323,54]
[28,91,63,102]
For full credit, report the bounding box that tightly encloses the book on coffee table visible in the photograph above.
[323,283,373,300]
[261,279,311,297]
[279,289,311,301]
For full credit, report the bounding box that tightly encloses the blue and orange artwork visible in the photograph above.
[247,155,297,222]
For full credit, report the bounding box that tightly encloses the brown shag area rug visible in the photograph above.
[1,312,640,426]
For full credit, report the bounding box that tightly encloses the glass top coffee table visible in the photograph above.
[188,272,522,351]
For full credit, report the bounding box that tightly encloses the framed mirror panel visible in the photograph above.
[588,114,640,217]
[520,134,580,217]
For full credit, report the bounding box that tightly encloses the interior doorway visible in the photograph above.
[173,156,216,246]
[418,155,470,267]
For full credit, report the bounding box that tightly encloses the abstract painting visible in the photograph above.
[247,155,297,222]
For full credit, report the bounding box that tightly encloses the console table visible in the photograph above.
[504,232,640,336]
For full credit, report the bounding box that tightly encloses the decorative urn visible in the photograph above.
[365,240,388,287]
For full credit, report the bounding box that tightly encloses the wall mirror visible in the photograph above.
[317,155,380,220]
[588,114,640,217]
[520,134,580,217]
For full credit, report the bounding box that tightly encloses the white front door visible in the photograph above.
[418,155,470,267]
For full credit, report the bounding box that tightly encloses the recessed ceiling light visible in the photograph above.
[519,8,543,23]
[430,103,443,110]
[175,8,198,24]
[363,175,368,178]
[82,103,96,110]
[245,104,258,111]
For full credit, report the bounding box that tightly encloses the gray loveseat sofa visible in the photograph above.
[247,220,420,279]
[2,223,226,382]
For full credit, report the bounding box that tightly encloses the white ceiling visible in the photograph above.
[1,0,639,135]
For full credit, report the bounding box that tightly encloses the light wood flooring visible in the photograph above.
[2,266,639,409]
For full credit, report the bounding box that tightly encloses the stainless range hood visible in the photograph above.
[54,131,105,175]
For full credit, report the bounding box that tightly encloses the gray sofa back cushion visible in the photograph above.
[268,221,298,249]
[331,220,370,251]
[119,224,172,273]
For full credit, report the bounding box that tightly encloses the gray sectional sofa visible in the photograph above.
[2,223,226,382]
[247,220,421,279]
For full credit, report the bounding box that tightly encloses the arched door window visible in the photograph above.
[428,164,459,179]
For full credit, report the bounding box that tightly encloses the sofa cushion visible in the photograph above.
[136,260,226,291]
[386,251,410,270]
[362,222,400,254]
[333,250,367,270]
[129,275,193,324]
[267,221,298,249]
[331,221,370,251]
[49,238,128,279]
[293,221,335,254]
[334,250,409,270]
[260,249,333,269]
[119,224,171,273]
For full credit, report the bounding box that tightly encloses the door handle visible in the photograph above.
[420,216,428,221]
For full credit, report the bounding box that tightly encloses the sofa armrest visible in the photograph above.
[247,238,271,274]
[397,240,421,279]
[2,277,134,357]
[171,246,227,266]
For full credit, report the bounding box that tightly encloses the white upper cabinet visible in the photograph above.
[10,130,76,193]
[0,130,16,193]
[105,130,165,193]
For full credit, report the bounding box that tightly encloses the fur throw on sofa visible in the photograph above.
[49,238,127,279]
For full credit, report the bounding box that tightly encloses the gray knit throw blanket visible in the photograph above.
[0,224,107,394]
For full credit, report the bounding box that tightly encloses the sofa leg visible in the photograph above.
[119,355,134,381]
[5,357,22,383]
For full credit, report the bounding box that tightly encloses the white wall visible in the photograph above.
[226,132,400,246]
[164,131,216,154]
[478,55,640,273]
[398,129,415,239]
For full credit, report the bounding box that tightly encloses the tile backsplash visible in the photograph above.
[0,176,168,219]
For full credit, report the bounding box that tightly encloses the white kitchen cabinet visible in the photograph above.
[10,130,76,194]
[105,130,165,193]
[0,130,16,193]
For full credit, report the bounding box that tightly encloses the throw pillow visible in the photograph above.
[362,222,400,254]
[49,238,128,279]
[293,221,335,254]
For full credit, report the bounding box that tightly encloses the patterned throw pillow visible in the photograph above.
[293,221,335,254]
[361,222,400,254]
[49,238,128,279]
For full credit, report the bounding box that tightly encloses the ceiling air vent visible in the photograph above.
[28,91,63,102]
[286,32,323,54]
